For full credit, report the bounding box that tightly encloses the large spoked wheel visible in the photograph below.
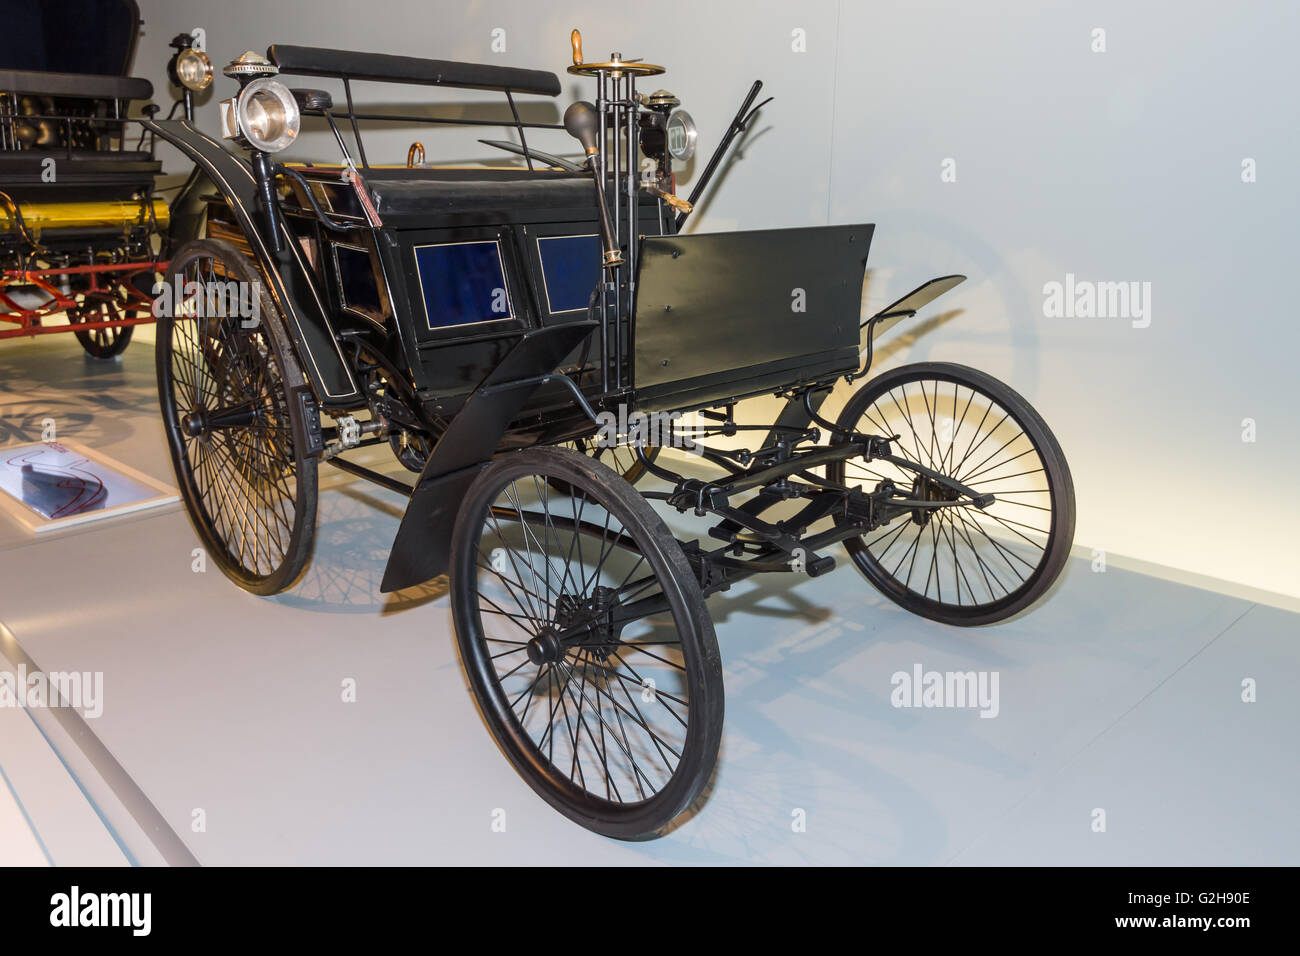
[450,446,723,840]
[157,239,317,595]
[67,285,138,358]
[828,362,1075,626]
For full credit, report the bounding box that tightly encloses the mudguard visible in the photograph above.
[165,167,211,250]
[864,274,966,336]
[142,118,362,406]
[380,321,597,592]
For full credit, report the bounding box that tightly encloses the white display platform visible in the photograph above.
[0,439,177,534]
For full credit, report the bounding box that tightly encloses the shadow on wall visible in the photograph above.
[679,118,773,233]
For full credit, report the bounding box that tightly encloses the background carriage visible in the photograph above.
[148,33,1075,838]
[0,0,213,358]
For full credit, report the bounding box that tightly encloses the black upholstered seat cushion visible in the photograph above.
[367,172,594,220]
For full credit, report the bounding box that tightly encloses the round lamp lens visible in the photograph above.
[665,110,697,163]
[236,79,300,152]
[176,49,213,92]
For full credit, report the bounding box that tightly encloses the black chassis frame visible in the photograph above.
[147,43,979,602]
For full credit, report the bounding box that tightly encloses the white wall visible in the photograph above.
[134,0,1300,598]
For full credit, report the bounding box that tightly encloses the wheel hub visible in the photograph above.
[910,474,959,526]
[181,409,207,437]
[543,586,620,661]
[181,401,262,439]
[526,627,564,665]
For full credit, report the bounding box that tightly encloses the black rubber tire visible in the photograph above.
[450,446,723,840]
[156,239,317,595]
[828,362,1075,626]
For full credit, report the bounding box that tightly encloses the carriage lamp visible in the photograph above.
[665,110,697,163]
[222,50,279,81]
[167,33,214,122]
[219,53,298,152]
[219,76,300,154]
[173,48,213,92]
[644,89,680,110]
[637,90,676,168]
[234,79,300,152]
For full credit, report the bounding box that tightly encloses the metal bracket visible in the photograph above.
[292,387,324,457]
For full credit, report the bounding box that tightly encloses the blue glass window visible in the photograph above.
[414,240,512,329]
[537,234,600,314]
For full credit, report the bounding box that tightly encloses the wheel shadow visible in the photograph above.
[271,482,447,615]
[0,337,161,446]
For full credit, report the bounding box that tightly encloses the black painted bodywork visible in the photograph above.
[633,225,871,411]
[274,163,675,422]
[149,44,878,591]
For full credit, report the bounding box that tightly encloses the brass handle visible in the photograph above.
[642,184,692,214]
[407,142,425,168]
[567,27,665,77]
[661,193,692,214]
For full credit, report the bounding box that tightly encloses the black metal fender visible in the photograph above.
[143,118,363,406]
[380,321,597,592]
[863,274,966,331]
[165,166,211,251]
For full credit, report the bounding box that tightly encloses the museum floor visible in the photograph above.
[1,335,1296,866]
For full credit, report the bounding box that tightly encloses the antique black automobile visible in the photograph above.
[150,32,1076,839]
[0,0,213,357]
